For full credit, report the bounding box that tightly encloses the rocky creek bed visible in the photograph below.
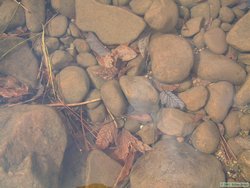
[0,0,250,188]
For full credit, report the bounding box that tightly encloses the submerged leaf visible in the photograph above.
[0,75,29,99]
[160,91,185,109]
[96,54,116,68]
[96,121,117,150]
[112,44,137,61]
[93,67,118,80]
[114,129,151,161]
[114,151,135,187]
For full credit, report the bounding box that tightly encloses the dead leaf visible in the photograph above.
[96,54,116,68]
[93,66,118,80]
[160,91,185,109]
[114,129,151,161]
[0,75,29,99]
[114,151,135,187]
[127,113,153,123]
[112,44,137,61]
[96,121,118,150]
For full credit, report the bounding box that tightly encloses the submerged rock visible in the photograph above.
[227,12,250,52]
[0,105,67,188]
[0,0,25,33]
[101,80,128,116]
[85,150,122,187]
[149,34,194,83]
[205,81,234,123]
[119,76,159,113]
[197,50,246,85]
[156,108,198,137]
[51,0,75,18]
[22,0,45,32]
[144,0,178,32]
[0,37,39,88]
[235,76,250,106]
[130,139,225,188]
[191,121,220,154]
[56,66,90,103]
[75,0,145,45]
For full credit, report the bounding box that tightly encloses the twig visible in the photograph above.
[13,0,31,13]
[57,97,98,138]
[106,107,119,128]
[220,134,237,161]
[0,33,41,61]
[80,106,90,151]
[0,1,19,33]
[47,98,102,107]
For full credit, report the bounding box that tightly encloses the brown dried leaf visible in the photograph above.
[96,54,116,68]
[127,113,153,123]
[114,129,151,161]
[96,121,118,150]
[114,151,135,187]
[0,75,29,98]
[93,66,118,80]
[112,45,137,61]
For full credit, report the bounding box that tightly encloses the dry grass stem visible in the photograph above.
[106,107,119,128]
[47,98,102,107]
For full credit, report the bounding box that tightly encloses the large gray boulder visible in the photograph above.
[130,139,225,188]
[0,105,68,188]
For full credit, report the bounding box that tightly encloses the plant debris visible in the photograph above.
[96,120,118,150]
[113,129,152,161]
[160,91,185,109]
[0,74,30,103]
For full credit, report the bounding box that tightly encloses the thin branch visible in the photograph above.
[106,107,119,128]
[41,24,57,98]
[0,33,41,61]
[47,98,102,107]
[13,0,31,13]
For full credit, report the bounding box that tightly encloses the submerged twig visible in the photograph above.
[0,33,41,61]
[106,107,119,128]
[47,98,102,107]
[13,0,31,13]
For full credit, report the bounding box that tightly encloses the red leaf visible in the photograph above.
[96,54,116,68]
[113,129,151,161]
[93,66,118,80]
[112,45,137,61]
[0,75,29,98]
[114,151,135,187]
[96,121,118,150]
